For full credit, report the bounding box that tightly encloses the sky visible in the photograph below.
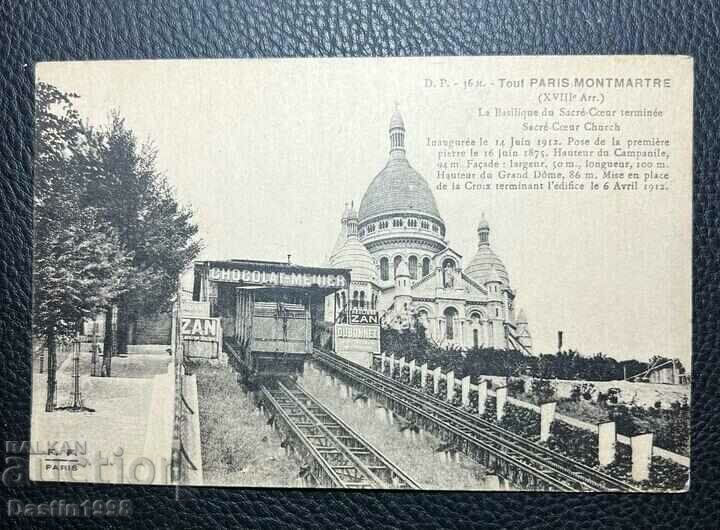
[36,57,692,364]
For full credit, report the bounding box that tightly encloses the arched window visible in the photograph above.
[341,291,346,309]
[408,256,418,279]
[359,291,365,308]
[473,329,479,349]
[444,307,458,340]
[352,290,359,308]
[393,218,403,228]
[408,218,417,228]
[422,257,431,277]
[421,220,429,230]
[417,310,429,328]
[393,255,402,277]
[335,293,340,309]
[380,257,389,281]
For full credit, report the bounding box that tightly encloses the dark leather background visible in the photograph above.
[1,1,718,528]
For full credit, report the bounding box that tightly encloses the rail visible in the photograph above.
[313,348,639,492]
[259,379,420,489]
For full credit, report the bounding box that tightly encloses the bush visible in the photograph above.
[608,406,638,436]
[507,378,526,396]
[531,378,556,403]
[569,384,582,402]
[569,382,595,402]
[607,388,621,404]
[386,323,653,382]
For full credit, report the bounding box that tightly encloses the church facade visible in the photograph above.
[326,109,532,352]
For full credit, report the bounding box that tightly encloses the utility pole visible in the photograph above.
[57,337,94,413]
[71,339,81,408]
[91,321,98,377]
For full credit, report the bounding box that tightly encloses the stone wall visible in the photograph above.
[508,376,690,409]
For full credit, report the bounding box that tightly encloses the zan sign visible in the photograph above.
[181,317,220,341]
[349,312,379,325]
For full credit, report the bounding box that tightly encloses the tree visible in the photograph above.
[91,114,201,362]
[33,83,131,409]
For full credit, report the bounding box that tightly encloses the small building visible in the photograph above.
[191,259,350,375]
[628,357,689,385]
[647,359,689,385]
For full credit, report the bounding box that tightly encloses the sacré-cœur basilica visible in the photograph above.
[325,109,532,352]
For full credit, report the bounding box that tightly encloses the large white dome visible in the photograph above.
[330,237,376,283]
[358,110,443,224]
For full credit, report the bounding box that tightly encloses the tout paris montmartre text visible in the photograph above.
[497,77,673,89]
[424,76,673,91]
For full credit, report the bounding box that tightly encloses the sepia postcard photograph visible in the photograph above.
[30,56,692,492]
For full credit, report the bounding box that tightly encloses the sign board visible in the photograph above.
[335,323,380,361]
[209,266,347,288]
[181,317,220,342]
[349,310,379,325]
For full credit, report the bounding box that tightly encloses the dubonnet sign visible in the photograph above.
[334,323,380,368]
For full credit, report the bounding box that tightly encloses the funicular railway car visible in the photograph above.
[192,259,350,382]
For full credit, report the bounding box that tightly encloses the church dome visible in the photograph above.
[466,247,509,286]
[328,229,347,262]
[466,215,509,286]
[330,238,376,282]
[330,201,376,283]
[359,110,442,223]
[358,158,442,222]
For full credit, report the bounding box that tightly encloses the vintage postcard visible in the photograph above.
[30,56,691,492]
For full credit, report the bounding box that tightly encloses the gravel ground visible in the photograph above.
[300,364,495,490]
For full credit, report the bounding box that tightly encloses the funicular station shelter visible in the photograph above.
[190,259,351,380]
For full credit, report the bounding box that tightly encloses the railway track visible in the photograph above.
[313,349,640,492]
[260,379,421,490]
